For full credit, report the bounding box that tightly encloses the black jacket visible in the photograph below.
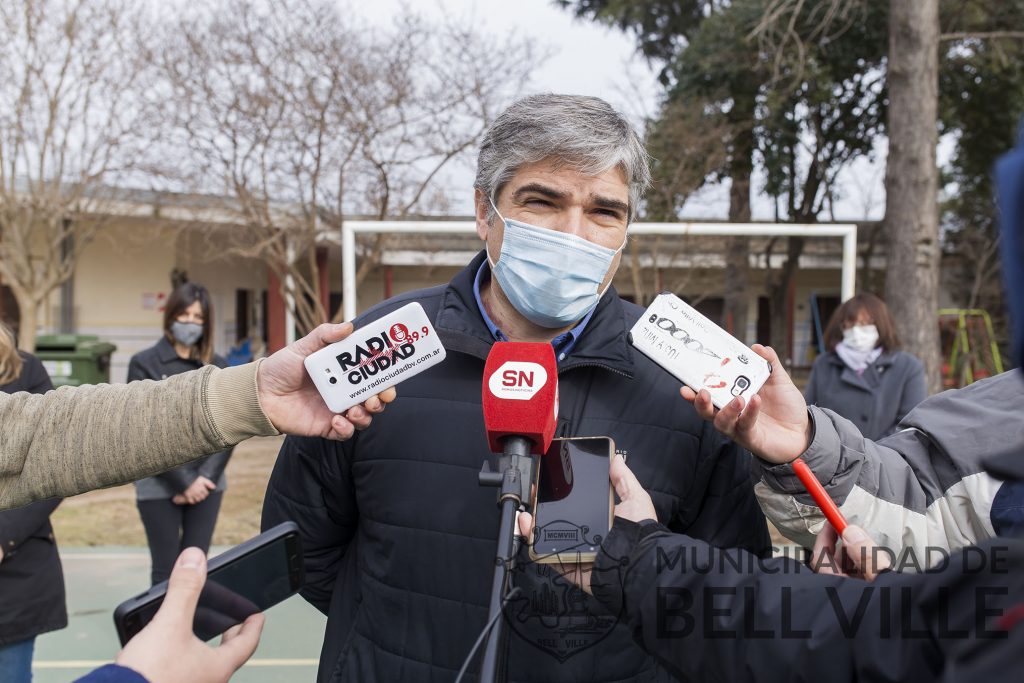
[591,517,1024,683]
[262,252,770,683]
[127,338,231,500]
[0,353,67,645]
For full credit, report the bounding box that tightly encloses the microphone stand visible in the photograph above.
[477,435,536,683]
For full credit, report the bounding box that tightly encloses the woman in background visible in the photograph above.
[0,321,65,683]
[129,282,232,585]
[805,292,927,440]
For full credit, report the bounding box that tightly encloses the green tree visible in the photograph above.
[564,0,1024,379]
[939,3,1024,362]
[723,0,1024,386]
[562,0,762,339]
[562,0,888,357]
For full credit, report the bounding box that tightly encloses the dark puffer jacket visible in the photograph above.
[262,251,770,682]
[0,352,67,646]
[590,517,1024,683]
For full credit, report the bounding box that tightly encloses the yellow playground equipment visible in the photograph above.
[939,309,1005,389]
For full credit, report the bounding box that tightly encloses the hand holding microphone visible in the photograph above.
[811,523,891,581]
[257,321,400,442]
[680,344,813,465]
[680,343,850,533]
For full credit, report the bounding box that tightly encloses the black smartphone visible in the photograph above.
[113,522,304,645]
[528,436,615,564]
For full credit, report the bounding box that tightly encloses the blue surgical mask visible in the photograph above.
[487,199,624,328]
[171,321,203,347]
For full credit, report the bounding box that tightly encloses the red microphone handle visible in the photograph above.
[791,458,848,535]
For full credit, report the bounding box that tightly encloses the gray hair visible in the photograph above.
[474,94,651,223]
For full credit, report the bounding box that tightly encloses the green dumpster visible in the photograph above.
[35,334,118,387]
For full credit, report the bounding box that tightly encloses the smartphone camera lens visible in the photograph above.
[731,376,751,396]
[329,376,338,385]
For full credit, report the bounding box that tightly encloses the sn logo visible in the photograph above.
[502,369,536,388]
[489,362,548,400]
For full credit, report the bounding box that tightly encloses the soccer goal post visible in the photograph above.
[340,221,858,322]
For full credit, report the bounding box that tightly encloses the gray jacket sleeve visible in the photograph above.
[753,371,1024,567]
[0,362,278,509]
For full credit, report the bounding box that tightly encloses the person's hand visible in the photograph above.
[516,510,595,595]
[608,454,656,524]
[115,547,264,683]
[256,322,398,440]
[174,476,217,505]
[516,456,656,595]
[810,524,891,581]
[680,344,812,464]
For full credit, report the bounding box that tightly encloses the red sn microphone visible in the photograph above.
[482,342,559,456]
[477,342,559,683]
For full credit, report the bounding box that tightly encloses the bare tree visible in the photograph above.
[751,0,869,85]
[882,0,941,392]
[158,0,540,336]
[751,0,957,389]
[0,0,152,350]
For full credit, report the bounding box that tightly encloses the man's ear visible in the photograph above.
[474,188,491,241]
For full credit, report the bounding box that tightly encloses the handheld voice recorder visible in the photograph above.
[304,302,446,413]
[628,292,772,410]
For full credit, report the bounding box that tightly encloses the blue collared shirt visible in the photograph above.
[473,262,595,362]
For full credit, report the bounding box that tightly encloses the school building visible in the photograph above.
[0,188,961,384]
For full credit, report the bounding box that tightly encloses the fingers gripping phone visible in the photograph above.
[113,522,304,645]
[629,292,772,410]
[528,436,616,564]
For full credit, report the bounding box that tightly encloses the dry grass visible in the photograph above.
[51,436,285,547]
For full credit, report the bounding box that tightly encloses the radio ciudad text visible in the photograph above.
[335,324,432,383]
[345,347,442,400]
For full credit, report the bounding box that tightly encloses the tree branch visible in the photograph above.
[940,31,1024,42]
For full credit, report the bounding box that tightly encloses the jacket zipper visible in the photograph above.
[558,362,632,379]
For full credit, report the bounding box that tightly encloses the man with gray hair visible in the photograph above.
[263,94,770,682]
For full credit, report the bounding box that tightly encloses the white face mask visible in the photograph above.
[842,324,879,352]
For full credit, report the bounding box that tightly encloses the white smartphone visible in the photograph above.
[303,302,446,413]
[628,292,772,409]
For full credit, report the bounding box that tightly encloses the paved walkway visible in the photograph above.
[32,547,326,683]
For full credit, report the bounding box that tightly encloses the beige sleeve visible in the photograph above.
[0,361,278,510]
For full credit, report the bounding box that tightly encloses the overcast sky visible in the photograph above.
[356,0,890,223]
